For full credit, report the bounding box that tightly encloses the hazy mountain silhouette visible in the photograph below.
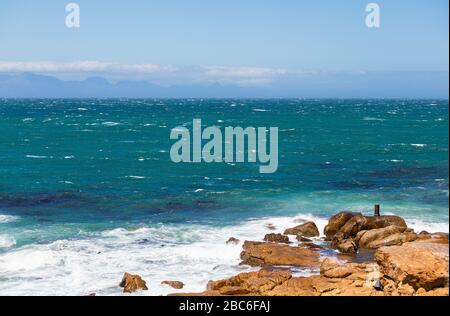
[0,71,448,98]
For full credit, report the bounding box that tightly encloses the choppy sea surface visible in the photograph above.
[0,99,448,296]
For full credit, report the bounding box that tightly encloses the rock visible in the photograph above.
[417,232,449,241]
[320,258,354,278]
[336,240,358,254]
[119,273,148,293]
[362,215,407,231]
[297,236,312,242]
[162,280,184,289]
[334,215,368,240]
[240,241,321,267]
[324,212,361,240]
[298,242,325,250]
[325,212,408,242]
[417,287,449,296]
[366,232,418,248]
[375,240,449,291]
[267,264,383,296]
[226,237,240,245]
[263,233,290,244]
[207,269,292,295]
[358,225,407,248]
[284,221,319,237]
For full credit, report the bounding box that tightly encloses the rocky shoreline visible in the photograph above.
[121,209,449,296]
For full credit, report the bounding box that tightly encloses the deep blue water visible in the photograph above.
[0,99,448,246]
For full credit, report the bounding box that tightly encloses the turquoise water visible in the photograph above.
[0,99,448,295]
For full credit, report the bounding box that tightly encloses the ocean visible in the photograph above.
[0,98,448,295]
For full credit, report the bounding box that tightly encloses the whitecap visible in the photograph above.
[125,176,146,179]
[0,215,18,224]
[0,235,16,248]
[26,155,48,159]
[363,117,385,121]
[102,122,120,126]
[411,144,427,148]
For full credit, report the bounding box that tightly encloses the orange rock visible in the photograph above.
[162,280,185,289]
[284,221,319,237]
[263,233,290,244]
[119,273,148,293]
[207,269,292,295]
[375,240,449,291]
[240,241,321,267]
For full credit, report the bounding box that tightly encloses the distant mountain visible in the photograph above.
[0,72,448,98]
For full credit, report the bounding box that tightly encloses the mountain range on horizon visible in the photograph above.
[0,71,448,99]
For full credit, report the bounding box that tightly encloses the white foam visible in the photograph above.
[102,122,120,126]
[26,155,48,159]
[0,235,16,249]
[411,144,427,148]
[405,218,449,234]
[0,215,18,224]
[0,213,326,296]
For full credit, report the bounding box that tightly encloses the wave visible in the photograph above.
[0,235,16,249]
[0,213,327,296]
[0,215,19,224]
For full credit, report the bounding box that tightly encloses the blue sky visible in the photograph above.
[0,0,448,91]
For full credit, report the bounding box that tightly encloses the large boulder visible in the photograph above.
[366,232,418,249]
[358,225,407,248]
[119,273,148,293]
[375,240,449,291]
[240,241,321,267]
[325,211,408,242]
[284,222,319,237]
[324,212,361,240]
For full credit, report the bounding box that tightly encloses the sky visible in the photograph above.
[0,0,448,92]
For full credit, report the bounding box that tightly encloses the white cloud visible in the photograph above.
[205,66,288,79]
[0,61,176,74]
[0,61,292,86]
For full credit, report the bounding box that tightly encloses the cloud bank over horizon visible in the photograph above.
[0,60,295,87]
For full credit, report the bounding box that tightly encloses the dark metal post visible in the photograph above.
[374,204,380,217]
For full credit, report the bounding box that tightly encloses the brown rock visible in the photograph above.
[284,221,319,237]
[375,240,449,291]
[362,215,407,231]
[366,232,418,248]
[417,287,449,296]
[320,258,354,278]
[358,225,407,248]
[335,215,368,240]
[207,269,292,295]
[240,241,321,267]
[119,273,148,293]
[324,212,361,240]
[297,236,312,242]
[226,237,240,245]
[336,239,358,254]
[325,212,408,242]
[162,280,184,289]
[263,233,290,244]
